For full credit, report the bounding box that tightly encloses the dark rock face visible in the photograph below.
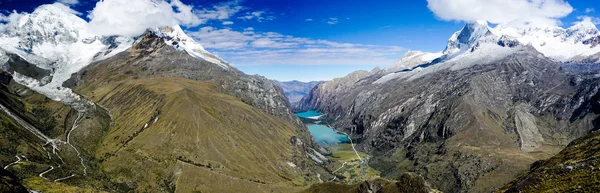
[3,53,52,85]
[498,36,521,48]
[298,49,600,192]
[583,35,600,48]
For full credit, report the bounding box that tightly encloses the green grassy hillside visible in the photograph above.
[75,77,313,192]
[498,131,600,192]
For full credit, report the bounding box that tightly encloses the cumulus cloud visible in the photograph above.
[305,18,313,21]
[88,0,204,37]
[222,21,234,25]
[577,16,600,25]
[427,0,574,26]
[56,0,79,6]
[0,10,25,32]
[187,27,404,66]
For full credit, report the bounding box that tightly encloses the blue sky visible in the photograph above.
[1,0,599,81]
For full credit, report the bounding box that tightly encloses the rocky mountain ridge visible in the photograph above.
[297,20,600,192]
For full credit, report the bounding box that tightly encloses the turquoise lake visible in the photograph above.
[295,111,349,145]
[295,111,322,118]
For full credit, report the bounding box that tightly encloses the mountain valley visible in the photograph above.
[1,1,600,193]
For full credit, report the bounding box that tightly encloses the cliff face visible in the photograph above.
[297,46,600,192]
[296,68,379,112]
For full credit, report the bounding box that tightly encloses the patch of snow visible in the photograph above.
[385,51,443,73]
[286,161,297,168]
[495,22,600,61]
[153,26,231,69]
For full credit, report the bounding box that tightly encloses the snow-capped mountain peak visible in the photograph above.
[567,19,599,43]
[154,26,231,69]
[443,20,497,56]
[384,51,443,73]
[0,3,232,103]
[2,4,90,46]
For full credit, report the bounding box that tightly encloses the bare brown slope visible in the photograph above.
[62,31,328,192]
[77,77,309,192]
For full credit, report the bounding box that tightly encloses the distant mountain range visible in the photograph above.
[274,80,322,105]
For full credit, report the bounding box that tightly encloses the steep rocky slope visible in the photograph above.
[297,21,600,192]
[498,128,600,192]
[496,75,600,192]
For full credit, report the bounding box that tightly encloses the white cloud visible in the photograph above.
[327,17,338,25]
[238,11,274,22]
[187,27,404,66]
[0,10,25,32]
[305,18,313,21]
[222,21,234,25]
[188,27,253,49]
[426,0,573,26]
[88,0,204,37]
[577,16,600,25]
[586,8,595,13]
[196,1,243,23]
[56,0,79,6]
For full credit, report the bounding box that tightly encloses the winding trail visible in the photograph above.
[66,142,87,176]
[66,112,83,144]
[339,131,363,162]
[332,162,347,173]
[39,166,54,180]
[3,155,21,169]
[316,173,323,183]
[54,174,75,182]
[0,101,90,177]
[64,110,88,176]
